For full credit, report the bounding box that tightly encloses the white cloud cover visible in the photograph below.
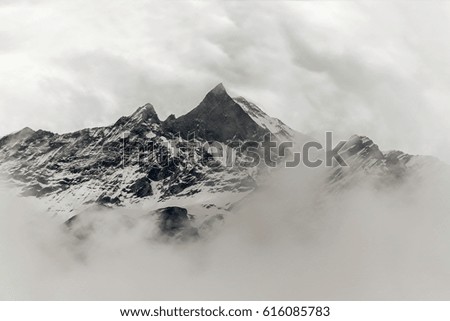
[1,1,450,162]
[2,162,450,300]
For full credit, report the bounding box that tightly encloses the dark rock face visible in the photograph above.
[147,163,177,181]
[129,177,152,197]
[163,84,268,142]
[155,206,199,239]
[156,206,188,233]
[96,194,121,205]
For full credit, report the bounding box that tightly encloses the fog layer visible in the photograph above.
[1,163,450,300]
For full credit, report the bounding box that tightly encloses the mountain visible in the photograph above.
[162,83,292,142]
[328,135,442,189]
[0,127,35,149]
[0,84,302,222]
[0,83,442,237]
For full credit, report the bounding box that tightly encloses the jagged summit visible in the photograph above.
[340,134,384,160]
[164,114,176,122]
[18,127,35,134]
[198,82,235,109]
[0,126,36,148]
[5,127,35,137]
[130,103,160,123]
[209,82,227,96]
[113,103,161,127]
[163,83,267,141]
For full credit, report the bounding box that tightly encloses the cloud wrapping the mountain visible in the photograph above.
[2,163,450,300]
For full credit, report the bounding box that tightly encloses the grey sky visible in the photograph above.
[1,1,450,162]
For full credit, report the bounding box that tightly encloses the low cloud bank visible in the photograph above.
[1,164,450,300]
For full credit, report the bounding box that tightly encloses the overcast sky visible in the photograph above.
[1,1,450,162]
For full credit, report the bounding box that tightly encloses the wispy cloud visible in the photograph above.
[0,1,450,161]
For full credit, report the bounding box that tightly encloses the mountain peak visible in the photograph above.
[209,83,227,96]
[0,126,36,148]
[341,134,384,160]
[20,127,35,134]
[130,103,160,123]
[162,84,267,141]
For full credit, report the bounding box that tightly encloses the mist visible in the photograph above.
[1,162,450,300]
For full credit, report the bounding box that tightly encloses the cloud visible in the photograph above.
[0,1,450,162]
[2,162,450,300]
